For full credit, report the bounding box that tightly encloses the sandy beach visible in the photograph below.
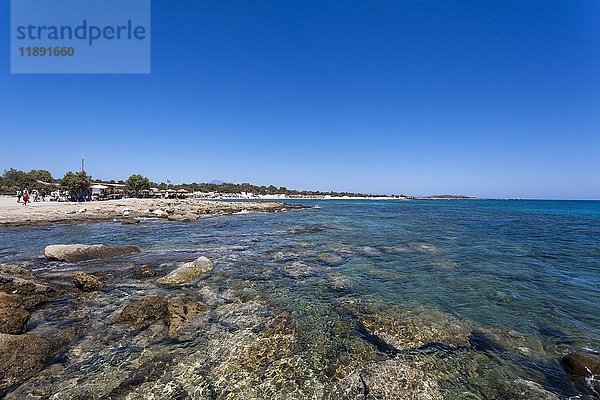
[0,196,293,227]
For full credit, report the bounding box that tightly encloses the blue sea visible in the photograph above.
[1,199,599,399]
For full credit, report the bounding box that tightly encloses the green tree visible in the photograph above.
[61,171,92,197]
[2,169,29,191]
[27,169,53,183]
[125,174,150,195]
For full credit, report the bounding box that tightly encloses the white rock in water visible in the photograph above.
[152,209,168,217]
[44,244,140,262]
[157,256,213,285]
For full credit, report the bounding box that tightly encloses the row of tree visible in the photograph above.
[0,169,93,196]
[0,169,151,196]
[0,169,55,192]
[1,168,388,198]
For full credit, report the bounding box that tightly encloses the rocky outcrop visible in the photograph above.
[0,265,59,310]
[72,272,105,292]
[562,351,600,377]
[0,198,296,227]
[157,256,213,285]
[119,295,168,328]
[133,265,156,278]
[167,298,208,335]
[0,328,78,393]
[0,308,30,334]
[0,334,54,391]
[44,244,140,262]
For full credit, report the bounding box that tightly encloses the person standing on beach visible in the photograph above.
[22,190,29,206]
[16,190,22,203]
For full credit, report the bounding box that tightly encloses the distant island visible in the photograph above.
[416,195,477,200]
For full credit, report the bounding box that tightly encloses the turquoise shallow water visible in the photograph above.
[1,199,599,398]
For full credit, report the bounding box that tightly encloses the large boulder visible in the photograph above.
[44,244,140,262]
[157,256,213,285]
[0,308,30,334]
[72,272,105,292]
[562,351,600,377]
[119,295,168,328]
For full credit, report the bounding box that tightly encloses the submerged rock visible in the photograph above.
[337,358,444,399]
[44,244,140,262]
[119,295,168,328]
[562,351,600,377]
[133,264,156,278]
[0,332,71,392]
[317,252,343,265]
[72,272,105,292]
[167,298,209,335]
[356,305,473,351]
[0,308,30,334]
[0,334,53,391]
[157,256,213,285]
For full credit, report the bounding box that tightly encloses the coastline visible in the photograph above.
[0,198,597,398]
[0,196,297,227]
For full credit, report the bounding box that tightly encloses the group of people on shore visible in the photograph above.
[16,189,45,205]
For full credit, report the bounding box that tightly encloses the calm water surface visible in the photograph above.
[1,199,599,399]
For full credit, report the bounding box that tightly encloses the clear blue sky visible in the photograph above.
[1,0,599,199]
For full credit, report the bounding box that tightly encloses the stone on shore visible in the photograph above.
[72,272,105,292]
[562,351,600,376]
[119,295,168,328]
[44,244,140,262]
[0,308,30,334]
[157,256,213,285]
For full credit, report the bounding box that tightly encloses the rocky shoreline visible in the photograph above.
[0,243,598,399]
[0,197,300,227]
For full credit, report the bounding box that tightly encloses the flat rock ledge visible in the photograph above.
[44,244,140,263]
